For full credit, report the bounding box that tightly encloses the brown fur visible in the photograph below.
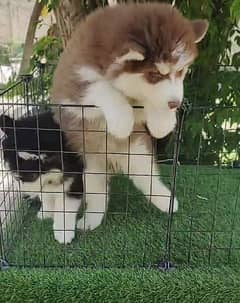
[51,2,207,153]
[50,3,208,229]
[52,3,200,102]
[50,2,209,171]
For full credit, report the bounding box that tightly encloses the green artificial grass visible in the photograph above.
[1,267,240,303]
[3,165,240,268]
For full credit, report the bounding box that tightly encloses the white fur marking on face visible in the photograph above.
[18,152,38,161]
[116,50,144,63]
[172,43,186,58]
[172,43,194,70]
[113,72,183,110]
[18,152,47,161]
[20,169,63,194]
[155,63,170,75]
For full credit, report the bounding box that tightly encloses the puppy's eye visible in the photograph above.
[146,71,163,84]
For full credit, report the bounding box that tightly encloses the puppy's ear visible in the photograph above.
[0,115,14,127]
[191,19,209,43]
[0,115,14,136]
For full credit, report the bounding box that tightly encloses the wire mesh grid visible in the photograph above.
[0,69,240,270]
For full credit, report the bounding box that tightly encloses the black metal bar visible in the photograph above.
[20,74,33,115]
[160,106,186,270]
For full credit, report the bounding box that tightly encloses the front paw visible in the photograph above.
[146,108,176,139]
[77,213,104,231]
[147,125,174,139]
[106,106,134,139]
[152,196,178,213]
[54,230,75,244]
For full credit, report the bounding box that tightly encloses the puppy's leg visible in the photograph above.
[145,106,176,139]
[127,139,178,213]
[53,190,81,244]
[37,192,55,220]
[77,155,108,231]
[83,80,134,139]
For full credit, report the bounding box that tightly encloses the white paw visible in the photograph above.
[147,125,172,139]
[152,196,178,213]
[77,213,104,231]
[37,209,53,220]
[106,106,134,139]
[146,109,176,138]
[54,230,75,244]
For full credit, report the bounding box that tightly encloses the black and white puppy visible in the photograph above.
[0,111,83,244]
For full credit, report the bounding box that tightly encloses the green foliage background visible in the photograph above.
[35,0,240,165]
[175,0,240,165]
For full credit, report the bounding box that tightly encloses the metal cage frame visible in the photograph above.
[0,66,239,270]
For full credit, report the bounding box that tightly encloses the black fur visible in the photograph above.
[0,111,83,198]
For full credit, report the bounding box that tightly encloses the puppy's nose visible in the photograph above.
[168,100,181,110]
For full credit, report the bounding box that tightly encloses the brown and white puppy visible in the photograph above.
[51,3,208,231]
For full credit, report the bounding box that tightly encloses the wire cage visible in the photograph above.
[0,66,240,270]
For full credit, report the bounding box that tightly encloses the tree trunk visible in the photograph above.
[108,0,118,5]
[54,0,84,48]
[19,0,44,76]
[53,0,112,47]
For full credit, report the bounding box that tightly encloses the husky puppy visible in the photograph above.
[0,112,83,244]
[51,3,208,231]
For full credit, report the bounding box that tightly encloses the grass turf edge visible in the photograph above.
[0,267,240,303]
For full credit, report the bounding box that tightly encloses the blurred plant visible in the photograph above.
[231,0,240,22]
[173,0,240,165]
[27,35,62,103]
[31,36,62,66]
[0,45,11,65]
[30,35,62,86]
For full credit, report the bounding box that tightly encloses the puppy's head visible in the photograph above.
[108,4,208,110]
[0,114,55,183]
